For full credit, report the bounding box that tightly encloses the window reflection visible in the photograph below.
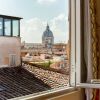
[0,18,3,36]
[0,16,20,37]
[13,20,19,36]
[4,19,11,36]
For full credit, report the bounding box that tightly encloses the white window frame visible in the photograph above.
[70,0,76,86]
[70,0,81,86]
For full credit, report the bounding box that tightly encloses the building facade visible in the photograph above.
[0,15,22,67]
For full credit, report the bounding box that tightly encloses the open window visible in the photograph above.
[21,0,70,91]
[13,0,100,99]
[0,0,73,99]
[13,0,82,99]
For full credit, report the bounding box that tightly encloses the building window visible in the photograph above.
[0,16,21,37]
[4,19,11,36]
[13,20,19,37]
[0,18,3,36]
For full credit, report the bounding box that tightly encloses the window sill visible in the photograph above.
[9,86,76,100]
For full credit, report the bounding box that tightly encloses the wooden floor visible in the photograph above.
[0,67,51,100]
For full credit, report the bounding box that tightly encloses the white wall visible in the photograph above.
[0,36,21,67]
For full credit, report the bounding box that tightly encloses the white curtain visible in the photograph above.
[84,0,93,99]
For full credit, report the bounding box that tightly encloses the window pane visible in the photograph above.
[13,20,19,37]
[0,18,3,36]
[4,19,11,36]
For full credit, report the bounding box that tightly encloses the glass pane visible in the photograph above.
[4,19,11,36]
[0,18,3,35]
[13,20,19,36]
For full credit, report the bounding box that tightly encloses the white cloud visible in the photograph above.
[50,14,69,43]
[37,0,56,5]
[21,18,45,43]
[21,14,69,43]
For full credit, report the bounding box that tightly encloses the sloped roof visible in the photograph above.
[0,67,50,100]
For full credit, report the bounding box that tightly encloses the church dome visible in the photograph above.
[42,24,54,48]
[42,24,54,38]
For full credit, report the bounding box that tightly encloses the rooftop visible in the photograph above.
[0,14,22,19]
[0,67,51,100]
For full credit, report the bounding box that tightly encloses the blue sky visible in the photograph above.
[0,0,69,43]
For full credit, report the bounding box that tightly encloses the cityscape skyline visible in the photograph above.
[0,0,69,43]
